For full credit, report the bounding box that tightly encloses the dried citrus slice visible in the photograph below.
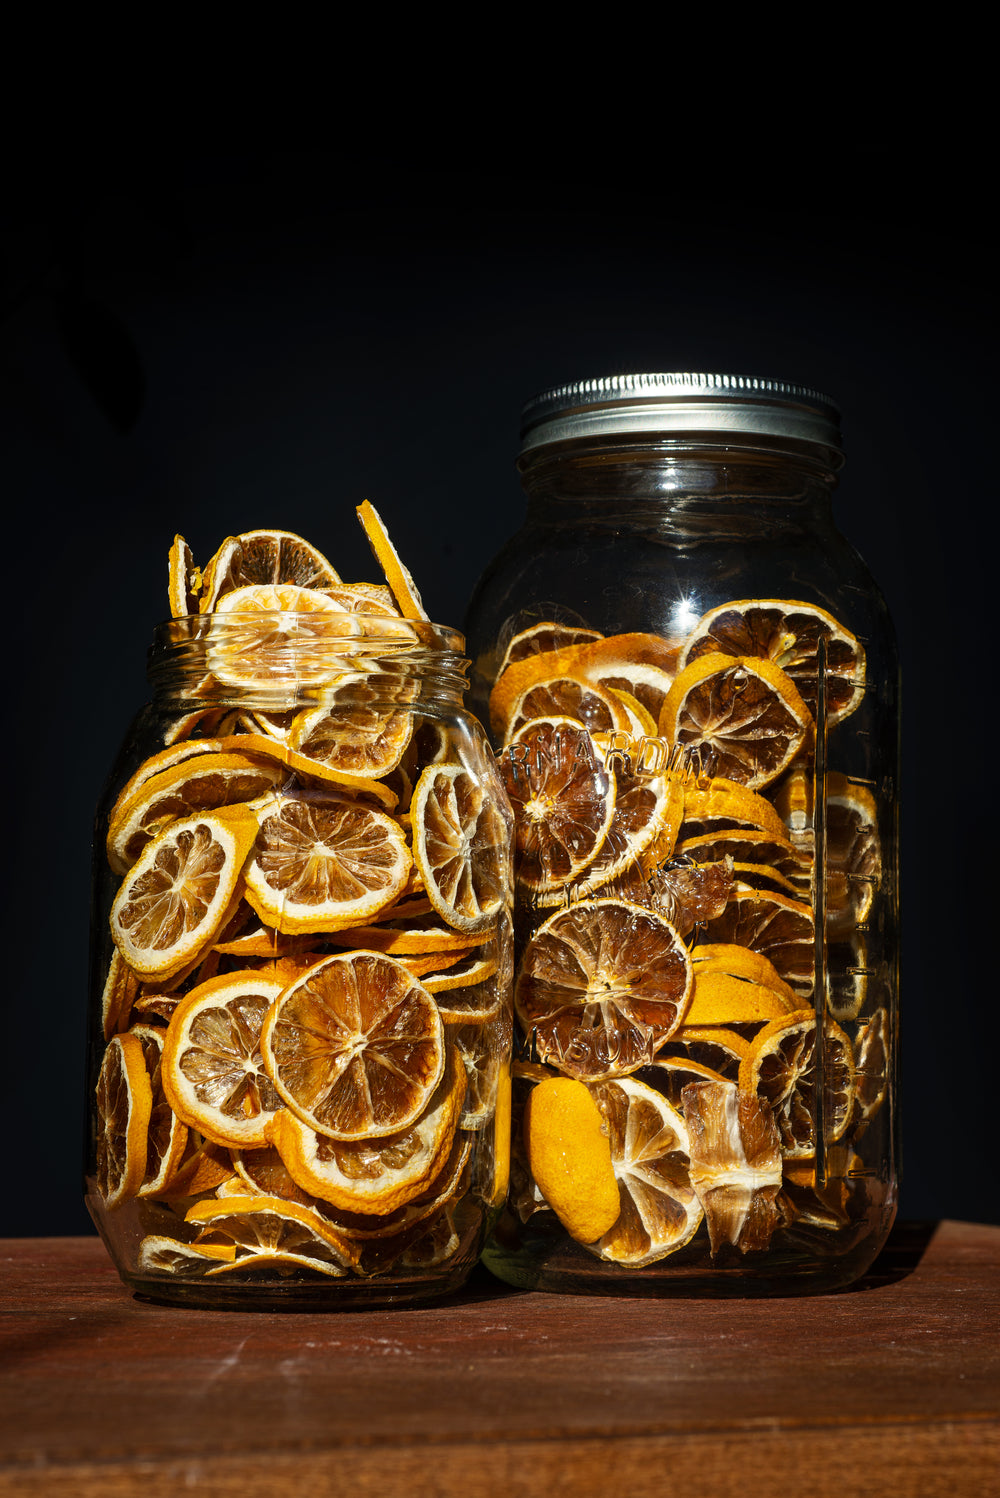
[410,763,507,934]
[684,969,800,1026]
[500,718,616,893]
[260,951,445,1140]
[214,732,398,808]
[269,1046,466,1213]
[94,1032,153,1207]
[701,885,816,997]
[515,898,693,1081]
[642,856,734,937]
[185,1195,359,1275]
[657,1025,751,1080]
[545,750,685,906]
[128,1023,190,1197]
[168,534,201,618]
[690,943,799,1005]
[677,598,866,724]
[243,788,412,935]
[321,581,400,616]
[825,774,881,936]
[679,776,789,842]
[110,807,259,981]
[739,1013,856,1159]
[323,917,484,954]
[161,970,286,1148]
[137,1236,238,1275]
[207,584,356,690]
[106,751,285,875]
[199,529,340,612]
[681,1078,784,1255]
[100,950,141,1039]
[589,1078,702,1265]
[158,1134,237,1198]
[677,828,810,891]
[853,1006,890,1127]
[498,622,604,676]
[524,1077,621,1244]
[356,500,430,621]
[494,673,632,746]
[637,1055,729,1111]
[286,679,415,780]
[658,652,812,791]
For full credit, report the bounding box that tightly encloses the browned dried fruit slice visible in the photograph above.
[411,763,507,934]
[500,718,615,893]
[515,898,692,1081]
[739,1014,856,1159]
[94,1032,153,1208]
[677,598,865,725]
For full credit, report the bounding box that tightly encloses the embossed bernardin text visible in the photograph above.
[503,729,714,786]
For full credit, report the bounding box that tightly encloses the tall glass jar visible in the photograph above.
[465,372,898,1296]
[87,609,513,1308]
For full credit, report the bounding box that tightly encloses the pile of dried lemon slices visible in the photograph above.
[92,511,513,1287]
[490,601,889,1267]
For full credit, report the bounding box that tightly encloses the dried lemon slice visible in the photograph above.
[659,653,813,791]
[161,971,286,1148]
[682,1078,784,1255]
[500,718,616,894]
[110,807,259,981]
[199,529,340,612]
[739,1013,856,1159]
[677,598,866,725]
[589,1077,702,1265]
[411,763,507,934]
[515,898,693,1081]
[243,788,412,934]
[207,584,356,690]
[260,951,445,1140]
[185,1195,359,1276]
[356,500,430,621]
[106,751,285,875]
[94,1032,153,1208]
[269,1046,466,1214]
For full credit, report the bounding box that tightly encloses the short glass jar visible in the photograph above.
[87,609,513,1308]
[465,372,899,1296]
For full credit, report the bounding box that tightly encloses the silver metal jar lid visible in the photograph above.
[519,372,842,454]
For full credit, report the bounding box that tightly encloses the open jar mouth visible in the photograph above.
[147,612,469,709]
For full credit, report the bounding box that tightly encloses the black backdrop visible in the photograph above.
[2,151,993,1237]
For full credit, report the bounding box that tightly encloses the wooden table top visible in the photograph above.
[1,1220,997,1497]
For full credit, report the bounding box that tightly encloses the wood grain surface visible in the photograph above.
[1,1220,997,1497]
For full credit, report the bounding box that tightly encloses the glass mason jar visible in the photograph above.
[465,372,899,1296]
[86,608,514,1309]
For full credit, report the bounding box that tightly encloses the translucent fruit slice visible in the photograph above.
[500,718,616,893]
[515,898,693,1081]
[94,1032,153,1207]
[589,1078,702,1265]
[110,807,259,981]
[678,776,790,843]
[495,674,631,746]
[269,1045,466,1214]
[498,622,604,677]
[739,1013,856,1159]
[677,598,866,725]
[137,1237,238,1275]
[161,971,286,1148]
[681,1078,784,1255]
[243,788,412,934]
[199,529,340,612]
[524,1077,621,1244]
[410,763,507,934]
[260,951,445,1140]
[658,653,813,791]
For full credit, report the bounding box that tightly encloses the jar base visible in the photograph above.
[121,1265,474,1312]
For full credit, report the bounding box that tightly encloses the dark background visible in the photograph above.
[2,149,993,1238]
